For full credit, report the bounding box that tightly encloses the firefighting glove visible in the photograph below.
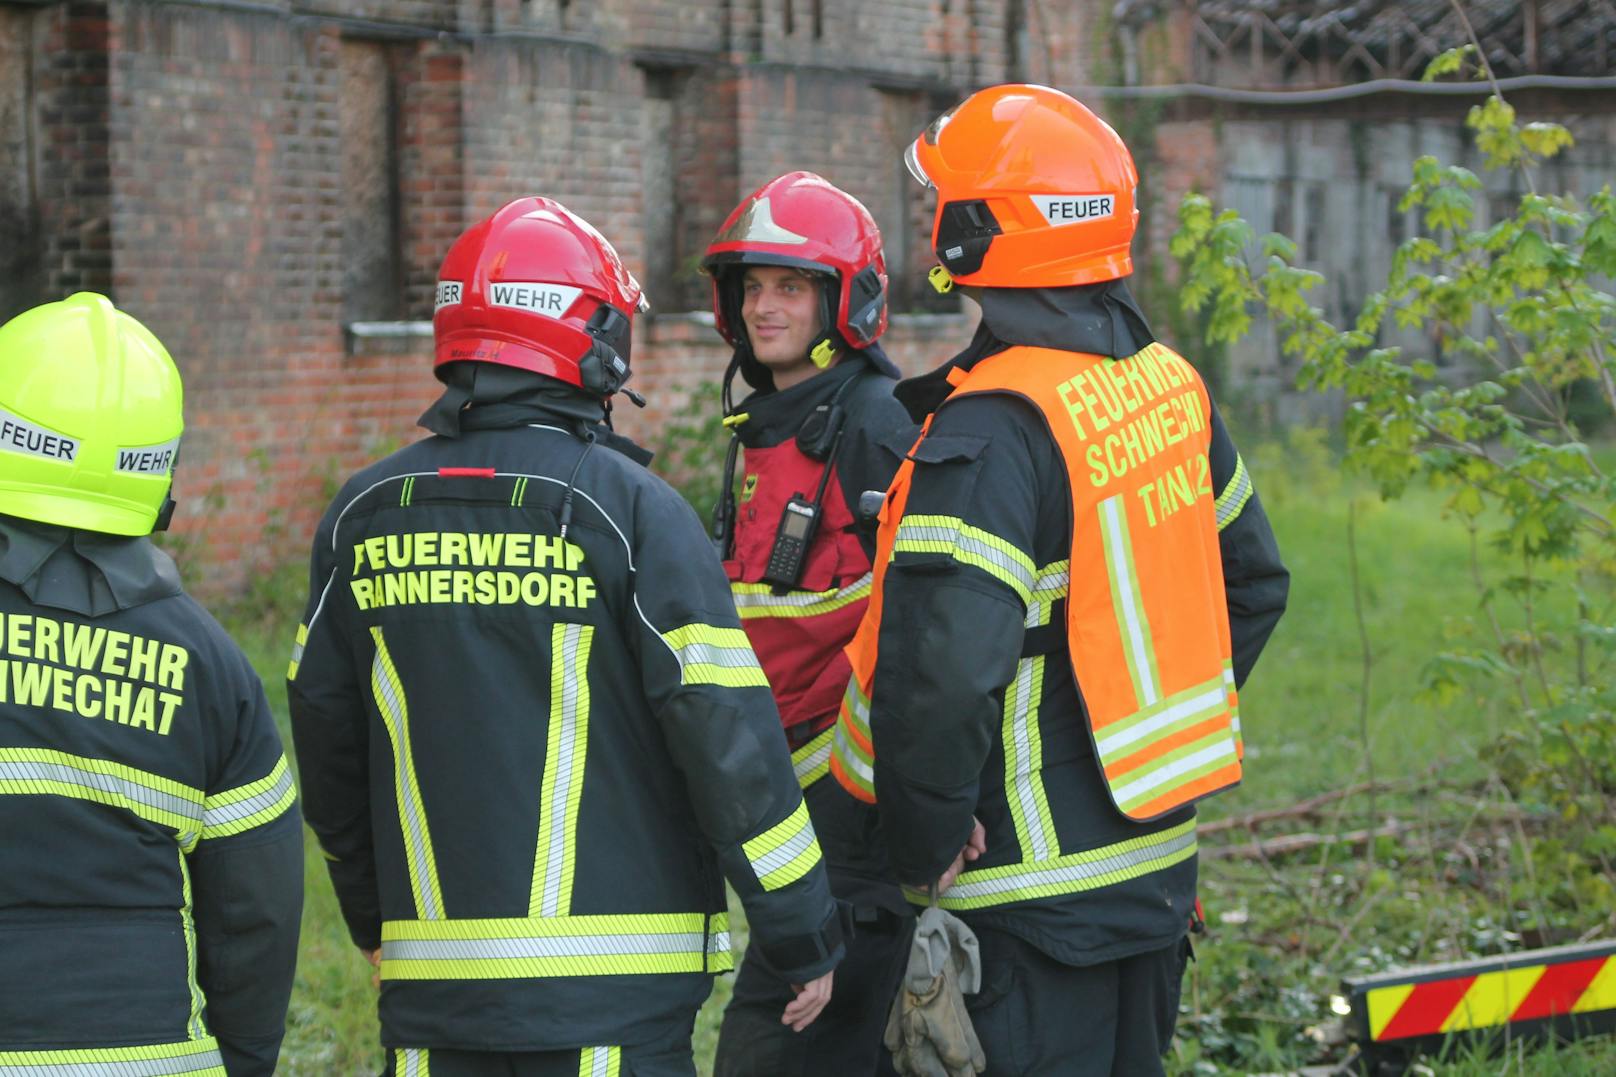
[882,905,986,1077]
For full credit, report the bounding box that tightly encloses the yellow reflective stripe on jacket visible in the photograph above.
[1092,673,1230,762]
[531,623,595,918]
[791,725,834,789]
[578,1046,621,1077]
[1004,561,1064,863]
[829,676,875,799]
[838,675,871,744]
[200,754,296,839]
[1224,659,1242,747]
[379,912,734,979]
[1099,496,1163,708]
[892,514,1036,605]
[1028,559,1070,605]
[659,624,768,688]
[903,819,1198,911]
[394,1048,430,1077]
[1106,709,1242,817]
[371,627,445,920]
[287,621,308,681]
[1215,454,1254,531]
[176,846,206,1039]
[0,1037,227,1075]
[741,799,822,891]
[1094,494,1241,814]
[0,747,203,848]
[731,572,873,620]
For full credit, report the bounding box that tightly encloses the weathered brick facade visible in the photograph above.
[0,0,1102,596]
[20,0,1606,593]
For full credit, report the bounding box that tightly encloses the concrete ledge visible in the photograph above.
[345,321,433,357]
[344,310,972,355]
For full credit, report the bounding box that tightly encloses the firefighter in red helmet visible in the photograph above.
[290,197,844,1076]
[702,172,919,1076]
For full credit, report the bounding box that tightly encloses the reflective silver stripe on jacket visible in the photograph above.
[384,929,715,962]
[200,765,296,831]
[0,1041,226,1076]
[0,755,201,830]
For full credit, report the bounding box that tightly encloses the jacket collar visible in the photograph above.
[894,278,1157,422]
[0,515,183,616]
[733,356,869,447]
[419,364,607,439]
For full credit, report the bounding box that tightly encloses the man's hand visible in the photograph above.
[365,947,381,990]
[781,969,834,1032]
[934,817,987,895]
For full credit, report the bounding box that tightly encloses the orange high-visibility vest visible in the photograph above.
[831,342,1242,821]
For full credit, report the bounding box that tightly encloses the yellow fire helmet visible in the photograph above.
[0,292,183,536]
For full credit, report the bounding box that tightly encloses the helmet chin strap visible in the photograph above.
[808,276,842,369]
[809,335,839,369]
[153,493,176,532]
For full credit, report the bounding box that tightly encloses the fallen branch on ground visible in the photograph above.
[1204,823,1405,861]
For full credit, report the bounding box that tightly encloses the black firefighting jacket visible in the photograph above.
[0,516,303,1075]
[289,394,844,1052]
[870,284,1289,965]
[723,348,916,913]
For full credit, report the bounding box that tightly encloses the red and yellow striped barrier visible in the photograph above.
[1344,941,1616,1058]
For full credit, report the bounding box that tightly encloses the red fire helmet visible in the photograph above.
[701,172,888,351]
[433,197,648,397]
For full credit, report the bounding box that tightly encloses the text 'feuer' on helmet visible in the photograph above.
[0,292,183,536]
[905,84,1140,289]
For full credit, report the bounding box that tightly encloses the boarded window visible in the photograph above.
[341,40,403,325]
[639,65,680,310]
[0,9,41,323]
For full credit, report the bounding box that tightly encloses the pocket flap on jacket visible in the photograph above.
[907,433,989,466]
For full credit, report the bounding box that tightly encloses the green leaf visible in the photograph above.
[1520,122,1575,160]
[1261,233,1298,261]
[1424,185,1474,232]
[1422,45,1477,82]
[1584,203,1616,276]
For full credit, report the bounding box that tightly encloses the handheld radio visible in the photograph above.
[762,497,823,588]
[760,382,853,590]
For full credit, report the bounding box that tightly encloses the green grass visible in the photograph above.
[224,437,1616,1075]
[1226,484,1478,805]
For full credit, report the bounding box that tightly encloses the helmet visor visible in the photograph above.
[903,140,933,190]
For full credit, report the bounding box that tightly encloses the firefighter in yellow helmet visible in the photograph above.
[831,86,1290,1074]
[0,293,303,1074]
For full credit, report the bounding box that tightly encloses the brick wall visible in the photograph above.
[106,3,347,581]
[0,0,1100,598]
[13,2,116,314]
[458,37,650,291]
[0,6,42,320]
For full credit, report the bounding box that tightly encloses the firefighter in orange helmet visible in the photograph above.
[830,85,1289,1074]
[702,173,918,1075]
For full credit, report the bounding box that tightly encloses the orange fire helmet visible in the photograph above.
[904,83,1139,289]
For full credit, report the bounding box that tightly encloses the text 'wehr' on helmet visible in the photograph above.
[701,172,888,371]
[433,197,649,400]
[904,84,1140,291]
[0,292,183,537]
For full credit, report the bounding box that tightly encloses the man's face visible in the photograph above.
[740,265,825,379]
